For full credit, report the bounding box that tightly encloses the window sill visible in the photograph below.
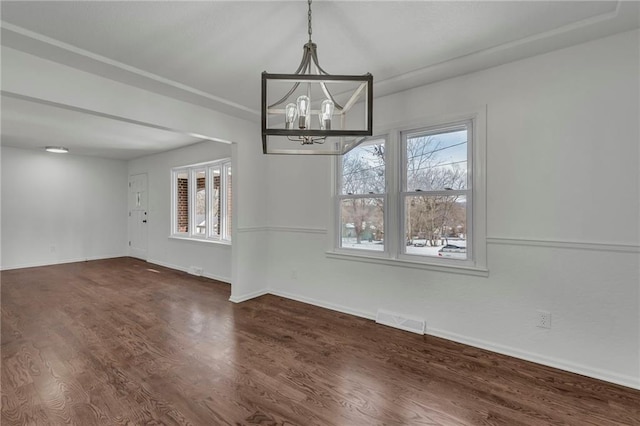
[169,235,232,246]
[325,250,488,277]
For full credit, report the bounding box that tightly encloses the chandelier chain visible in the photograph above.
[308,0,312,43]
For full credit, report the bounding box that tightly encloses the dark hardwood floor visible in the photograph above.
[1,258,638,425]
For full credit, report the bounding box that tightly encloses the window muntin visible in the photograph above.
[338,138,386,251]
[172,159,231,242]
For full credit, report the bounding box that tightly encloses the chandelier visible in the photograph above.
[261,0,373,155]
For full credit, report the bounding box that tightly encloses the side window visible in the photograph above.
[172,159,232,243]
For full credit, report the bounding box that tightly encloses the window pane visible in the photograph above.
[225,165,232,240]
[194,170,206,235]
[406,127,467,191]
[404,195,467,259]
[211,168,221,237]
[340,198,384,251]
[341,139,385,195]
[176,171,189,233]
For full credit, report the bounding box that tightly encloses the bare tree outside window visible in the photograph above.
[404,126,469,259]
[334,116,481,267]
[339,139,385,251]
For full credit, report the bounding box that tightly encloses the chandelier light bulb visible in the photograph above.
[296,95,310,129]
[285,103,298,129]
[320,99,334,130]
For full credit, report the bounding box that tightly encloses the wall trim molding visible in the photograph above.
[146,259,231,283]
[236,226,328,235]
[229,289,269,303]
[0,253,127,271]
[236,226,270,233]
[267,226,328,235]
[241,230,640,253]
[487,237,640,253]
[426,327,640,391]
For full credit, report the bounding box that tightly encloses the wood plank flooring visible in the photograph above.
[2,257,639,425]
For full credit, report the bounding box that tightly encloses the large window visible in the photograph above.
[334,112,486,272]
[172,159,232,242]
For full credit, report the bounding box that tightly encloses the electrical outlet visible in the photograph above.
[536,310,551,329]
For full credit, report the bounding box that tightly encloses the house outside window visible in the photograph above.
[172,159,232,243]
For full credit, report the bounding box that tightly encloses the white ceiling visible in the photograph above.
[1,1,638,160]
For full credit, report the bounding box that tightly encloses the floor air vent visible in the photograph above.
[375,309,425,335]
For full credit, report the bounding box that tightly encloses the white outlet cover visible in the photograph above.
[536,310,551,329]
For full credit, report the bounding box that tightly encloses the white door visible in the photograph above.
[129,173,148,260]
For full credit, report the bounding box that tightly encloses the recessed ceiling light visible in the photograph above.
[45,146,69,154]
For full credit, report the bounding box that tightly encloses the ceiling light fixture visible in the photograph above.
[261,0,373,155]
[45,146,69,154]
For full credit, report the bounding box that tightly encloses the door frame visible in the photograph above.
[128,173,148,260]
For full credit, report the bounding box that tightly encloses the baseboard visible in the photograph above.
[146,259,231,283]
[0,254,127,271]
[426,328,640,391]
[229,289,269,303]
[267,288,377,321]
[257,287,639,391]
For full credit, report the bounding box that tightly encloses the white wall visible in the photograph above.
[1,146,128,269]
[127,141,233,281]
[263,30,640,389]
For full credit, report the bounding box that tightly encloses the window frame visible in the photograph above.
[171,158,232,244]
[335,136,390,257]
[399,120,474,267]
[330,108,487,275]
